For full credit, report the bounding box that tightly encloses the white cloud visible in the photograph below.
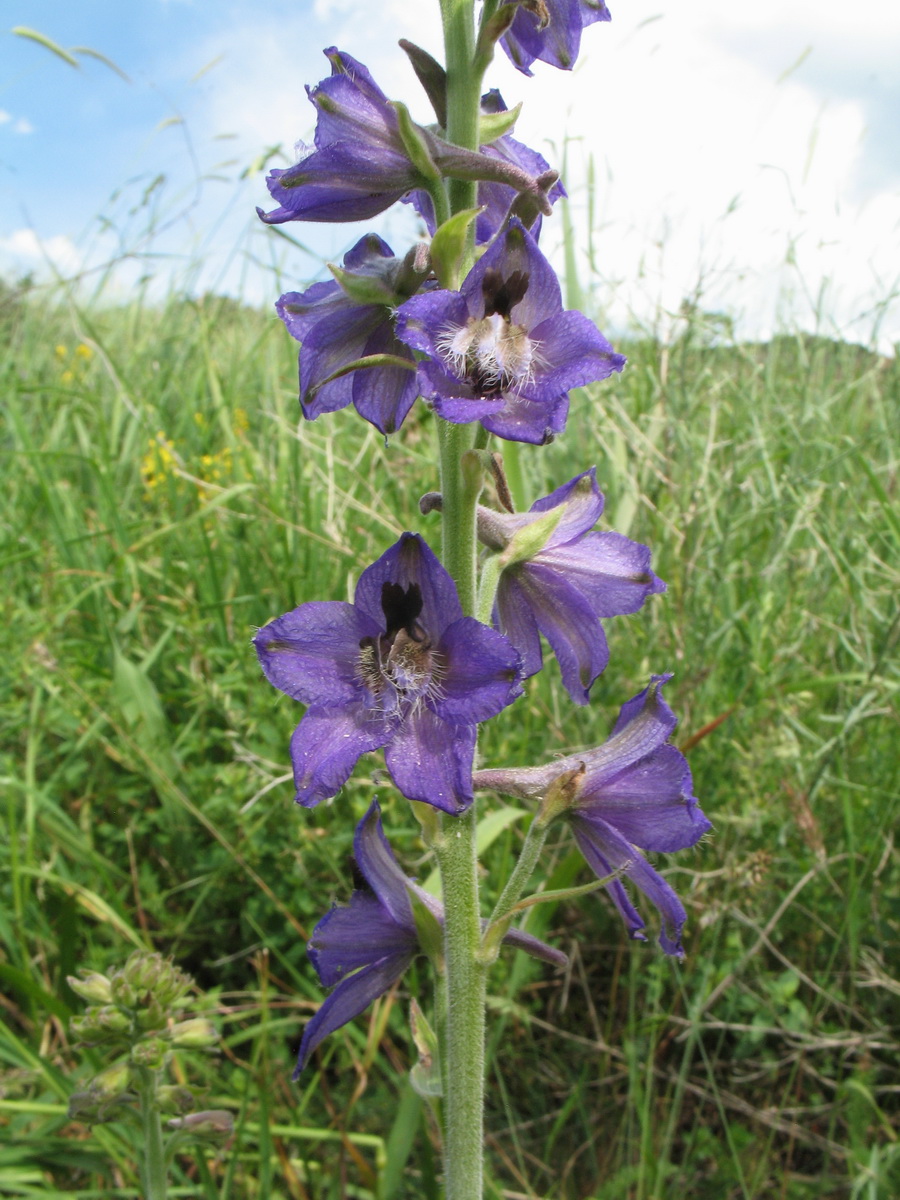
[0,109,34,134]
[0,229,83,277]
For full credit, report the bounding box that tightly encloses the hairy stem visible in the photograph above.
[136,1068,168,1200]
[436,3,489,1196]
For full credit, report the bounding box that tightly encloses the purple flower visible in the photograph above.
[254,534,524,814]
[276,234,421,436]
[474,675,712,956]
[500,0,612,75]
[259,49,561,227]
[396,221,625,444]
[297,801,565,1075]
[478,469,665,704]
[258,48,421,224]
[408,91,565,245]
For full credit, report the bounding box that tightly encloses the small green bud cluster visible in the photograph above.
[66,951,225,1139]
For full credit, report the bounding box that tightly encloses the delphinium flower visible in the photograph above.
[297,800,566,1074]
[276,234,427,436]
[477,468,665,703]
[259,48,558,227]
[396,219,625,444]
[499,0,612,75]
[474,675,711,955]
[254,533,523,813]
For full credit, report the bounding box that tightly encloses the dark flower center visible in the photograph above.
[358,581,440,706]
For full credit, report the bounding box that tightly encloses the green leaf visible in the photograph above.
[392,101,441,181]
[429,207,483,289]
[326,263,397,307]
[478,101,522,145]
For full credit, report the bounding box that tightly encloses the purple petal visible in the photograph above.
[480,391,569,444]
[308,891,415,987]
[395,289,472,361]
[540,532,665,616]
[510,563,610,704]
[521,310,626,399]
[342,232,395,270]
[501,0,611,74]
[570,676,678,784]
[461,220,562,332]
[611,674,677,739]
[494,576,543,679]
[529,468,605,543]
[385,708,474,814]
[584,746,711,852]
[432,392,508,425]
[352,801,415,927]
[255,602,380,706]
[354,533,463,638]
[571,814,688,956]
[290,707,390,807]
[294,951,413,1076]
[351,323,418,436]
[433,617,523,724]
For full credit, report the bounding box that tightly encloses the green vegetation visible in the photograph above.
[1,274,898,1198]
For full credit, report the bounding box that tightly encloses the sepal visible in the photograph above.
[478,101,523,145]
[399,40,447,128]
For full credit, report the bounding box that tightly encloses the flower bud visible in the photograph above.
[157,1085,197,1115]
[167,1018,218,1049]
[130,1037,168,1070]
[167,1109,234,1141]
[67,973,113,1004]
[91,1061,131,1097]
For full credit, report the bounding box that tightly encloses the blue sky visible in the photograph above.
[2,0,898,347]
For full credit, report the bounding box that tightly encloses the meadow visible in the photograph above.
[1,268,898,1199]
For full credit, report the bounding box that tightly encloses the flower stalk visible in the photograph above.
[437,3,490,1195]
[136,1067,168,1200]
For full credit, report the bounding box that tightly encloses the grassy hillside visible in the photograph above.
[1,278,898,1198]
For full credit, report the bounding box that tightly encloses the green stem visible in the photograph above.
[498,439,528,512]
[488,816,550,925]
[434,808,487,1200]
[435,6,491,1196]
[137,1068,168,1200]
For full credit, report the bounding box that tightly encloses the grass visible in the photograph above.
[1,269,898,1199]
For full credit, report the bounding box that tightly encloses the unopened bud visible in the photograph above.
[167,1109,234,1141]
[71,1005,131,1044]
[157,1085,197,1115]
[130,1037,168,1069]
[168,1018,218,1049]
[67,973,113,1004]
[92,1061,131,1098]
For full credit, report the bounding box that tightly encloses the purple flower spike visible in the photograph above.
[396,220,625,444]
[296,801,566,1075]
[277,234,419,436]
[480,468,666,704]
[500,0,612,76]
[259,49,420,224]
[255,534,524,813]
[474,676,712,956]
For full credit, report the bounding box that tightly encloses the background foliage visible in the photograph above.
[1,261,899,1197]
